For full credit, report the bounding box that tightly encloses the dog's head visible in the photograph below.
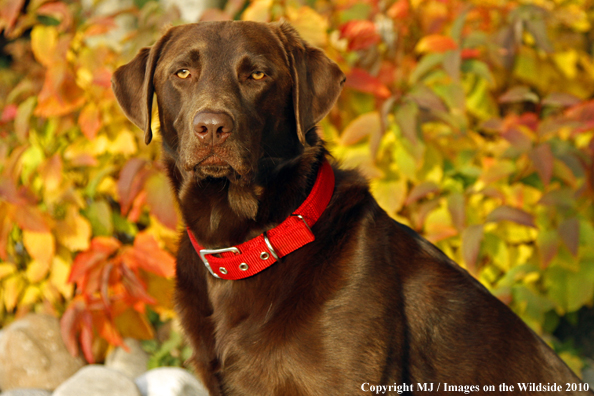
[112,21,344,221]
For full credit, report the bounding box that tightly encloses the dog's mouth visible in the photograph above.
[191,154,249,184]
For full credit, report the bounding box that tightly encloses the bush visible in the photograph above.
[0,0,592,372]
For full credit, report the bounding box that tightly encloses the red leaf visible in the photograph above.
[1,104,17,123]
[529,143,554,186]
[406,182,440,205]
[461,224,484,273]
[37,2,73,31]
[80,310,95,363]
[340,20,381,51]
[559,218,579,257]
[60,302,81,357]
[486,206,536,228]
[345,68,391,99]
[461,48,480,60]
[0,0,25,35]
[117,158,150,215]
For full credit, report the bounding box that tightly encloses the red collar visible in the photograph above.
[187,160,335,280]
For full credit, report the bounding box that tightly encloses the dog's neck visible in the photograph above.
[174,141,327,249]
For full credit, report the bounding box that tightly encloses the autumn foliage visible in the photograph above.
[1,0,593,371]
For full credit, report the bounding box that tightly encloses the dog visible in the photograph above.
[112,21,593,395]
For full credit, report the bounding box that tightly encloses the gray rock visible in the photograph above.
[0,389,52,396]
[105,338,149,379]
[53,365,141,396]
[0,314,85,391]
[135,367,209,396]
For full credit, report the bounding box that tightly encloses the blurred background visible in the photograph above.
[0,0,593,391]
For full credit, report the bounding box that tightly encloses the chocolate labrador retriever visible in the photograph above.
[112,21,592,396]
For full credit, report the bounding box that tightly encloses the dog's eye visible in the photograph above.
[251,71,266,80]
[176,69,191,79]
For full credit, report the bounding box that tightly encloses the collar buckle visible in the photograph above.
[199,246,240,278]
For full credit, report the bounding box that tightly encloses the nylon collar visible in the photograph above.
[187,160,335,280]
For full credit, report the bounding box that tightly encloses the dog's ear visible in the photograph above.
[273,22,346,146]
[111,31,173,145]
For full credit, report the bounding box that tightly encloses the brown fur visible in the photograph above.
[112,21,592,396]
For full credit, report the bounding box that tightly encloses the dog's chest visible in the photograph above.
[205,280,333,395]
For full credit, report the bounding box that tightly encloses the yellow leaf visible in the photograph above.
[40,281,61,305]
[370,179,407,215]
[0,263,16,280]
[23,230,55,266]
[114,308,155,340]
[56,207,91,251]
[143,271,175,316]
[3,274,24,311]
[241,0,272,22]
[50,256,73,298]
[20,285,41,306]
[107,129,137,156]
[286,6,328,47]
[26,259,51,283]
[31,25,58,67]
[553,50,578,79]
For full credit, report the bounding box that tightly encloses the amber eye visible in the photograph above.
[176,69,191,79]
[251,71,266,80]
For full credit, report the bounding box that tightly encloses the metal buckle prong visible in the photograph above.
[293,214,313,234]
[263,232,280,261]
[199,247,240,278]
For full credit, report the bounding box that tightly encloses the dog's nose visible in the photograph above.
[193,112,233,145]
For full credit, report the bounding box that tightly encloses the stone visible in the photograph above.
[135,367,209,396]
[0,314,85,391]
[105,338,149,379]
[53,365,141,396]
[0,389,52,396]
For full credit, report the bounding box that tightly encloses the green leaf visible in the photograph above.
[545,261,594,313]
[83,200,114,237]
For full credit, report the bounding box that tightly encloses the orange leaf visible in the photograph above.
[387,0,409,20]
[84,16,118,36]
[78,103,102,140]
[14,205,50,232]
[125,232,176,278]
[340,111,381,146]
[345,68,391,99]
[114,308,155,340]
[69,237,121,283]
[144,173,179,230]
[415,35,458,53]
[119,262,158,304]
[35,64,85,117]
